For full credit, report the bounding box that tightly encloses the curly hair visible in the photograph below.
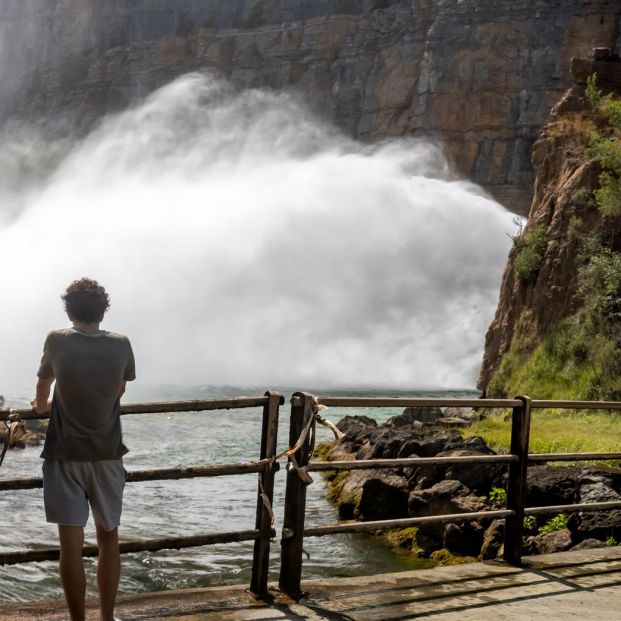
[61,278,110,324]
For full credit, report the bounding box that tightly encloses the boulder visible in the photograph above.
[443,407,479,422]
[444,521,486,557]
[570,538,607,551]
[389,407,442,426]
[480,519,505,560]
[524,529,573,555]
[335,415,377,453]
[356,429,411,460]
[439,448,504,495]
[408,480,484,517]
[328,469,408,521]
[358,473,409,521]
[526,465,580,507]
[568,475,621,541]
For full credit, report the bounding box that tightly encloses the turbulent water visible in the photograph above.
[0,73,515,394]
[0,386,485,602]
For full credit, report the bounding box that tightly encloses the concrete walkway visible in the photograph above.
[2,547,620,620]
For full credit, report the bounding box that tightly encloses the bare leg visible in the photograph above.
[96,525,121,621]
[58,525,86,621]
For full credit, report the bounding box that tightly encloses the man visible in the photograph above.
[33,278,135,621]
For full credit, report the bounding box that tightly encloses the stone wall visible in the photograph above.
[1,0,620,214]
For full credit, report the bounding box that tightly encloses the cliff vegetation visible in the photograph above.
[480,53,621,401]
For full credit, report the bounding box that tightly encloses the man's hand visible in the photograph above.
[33,377,54,414]
[31,398,52,414]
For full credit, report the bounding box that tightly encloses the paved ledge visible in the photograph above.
[2,547,620,620]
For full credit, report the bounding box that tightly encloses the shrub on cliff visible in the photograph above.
[586,73,621,217]
[513,224,548,282]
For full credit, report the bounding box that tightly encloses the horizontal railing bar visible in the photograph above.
[530,400,621,410]
[312,397,521,408]
[0,397,270,421]
[308,455,518,472]
[524,501,621,515]
[529,452,621,463]
[0,529,264,566]
[301,509,513,537]
[0,461,271,491]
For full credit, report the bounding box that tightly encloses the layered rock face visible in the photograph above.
[478,52,621,391]
[1,0,620,214]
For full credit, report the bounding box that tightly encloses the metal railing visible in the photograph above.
[2,391,620,601]
[0,391,284,599]
[278,393,621,598]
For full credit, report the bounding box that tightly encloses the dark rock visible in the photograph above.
[444,521,485,557]
[568,477,621,541]
[480,520,505,560]
[358,474,409,521]
[328,468,409,521]
[336,415,377,435]
[398,434,455,459]
[444,435,495,455]
[356,429,410,460]
[335,415,377,453]
[570,538,607,551]
[439,449,504,495]
[526,466,580,507]
[524,530,573,555]
[408,480,483,517]
[388,407,442,426]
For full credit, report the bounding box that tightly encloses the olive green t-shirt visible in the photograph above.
[37,327,136,461]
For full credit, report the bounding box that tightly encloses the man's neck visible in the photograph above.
[72,321,101,334]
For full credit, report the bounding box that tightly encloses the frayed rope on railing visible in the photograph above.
[256,395,344,527]
[0,412,26,468]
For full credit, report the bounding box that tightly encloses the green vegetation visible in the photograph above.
[429,548,476,566]
[513,224,548,282]
[488,487,507,508]
[586,73,621,217]
[539,514,569,535]
[489,231,621,403]
[605,536,618,546]
[385,527,425,557]
[466,407,621,456]
[523,515,538,531]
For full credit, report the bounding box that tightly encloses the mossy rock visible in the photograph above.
[384,528,425,557]
[429,548,477,566]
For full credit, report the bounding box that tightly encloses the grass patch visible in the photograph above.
[466,408,621,456]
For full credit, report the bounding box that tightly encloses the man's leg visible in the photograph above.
[96,524,120,621]
[58,525,86,621]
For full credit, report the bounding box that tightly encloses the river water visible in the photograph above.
[0,386,476,603]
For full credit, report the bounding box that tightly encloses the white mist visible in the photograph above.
[0,74,515,394]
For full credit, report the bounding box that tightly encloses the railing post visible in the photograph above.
[503,394,532,565]
[249,391,283,599]
[278,392,314,599]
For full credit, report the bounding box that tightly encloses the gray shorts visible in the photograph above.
[42,459,126,531]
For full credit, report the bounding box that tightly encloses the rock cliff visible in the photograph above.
[1,0,620,214]
[478,50,621,395]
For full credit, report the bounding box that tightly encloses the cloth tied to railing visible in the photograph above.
[0,412,26,468]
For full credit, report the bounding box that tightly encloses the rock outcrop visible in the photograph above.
[1,1,620,214]
[478,50,621,391]
[321,412,621,561]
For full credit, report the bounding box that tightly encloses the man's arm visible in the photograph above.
[33,377,54,414]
